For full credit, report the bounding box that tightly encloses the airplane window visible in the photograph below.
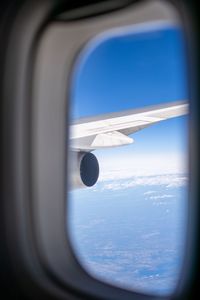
[67,21,189,296]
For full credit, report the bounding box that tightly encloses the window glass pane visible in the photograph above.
[67,21,189,296]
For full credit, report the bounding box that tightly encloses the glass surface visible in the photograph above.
[67,21,189,296]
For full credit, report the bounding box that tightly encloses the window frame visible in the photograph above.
[2,0,199,299]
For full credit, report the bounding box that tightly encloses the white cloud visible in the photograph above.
[166,177,188,188]
[143,191,157,195]
[149,194,174,200]
[100,174,188,191]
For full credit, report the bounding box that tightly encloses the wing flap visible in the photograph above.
[71,131,133,151]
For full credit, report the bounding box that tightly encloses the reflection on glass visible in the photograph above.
[67,21,189,296]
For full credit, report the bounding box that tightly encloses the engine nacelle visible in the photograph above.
[69,151,99,189]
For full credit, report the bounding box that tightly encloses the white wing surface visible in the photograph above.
[70,101,188,151]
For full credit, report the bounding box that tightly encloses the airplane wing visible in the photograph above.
[70,101,188,151]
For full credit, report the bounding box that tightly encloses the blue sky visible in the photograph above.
[70,22,189,172]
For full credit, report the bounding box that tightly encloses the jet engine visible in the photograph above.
[69,151,99,189]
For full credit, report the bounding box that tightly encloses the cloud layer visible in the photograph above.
[96,152,188,182]
[101,174,187,191]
